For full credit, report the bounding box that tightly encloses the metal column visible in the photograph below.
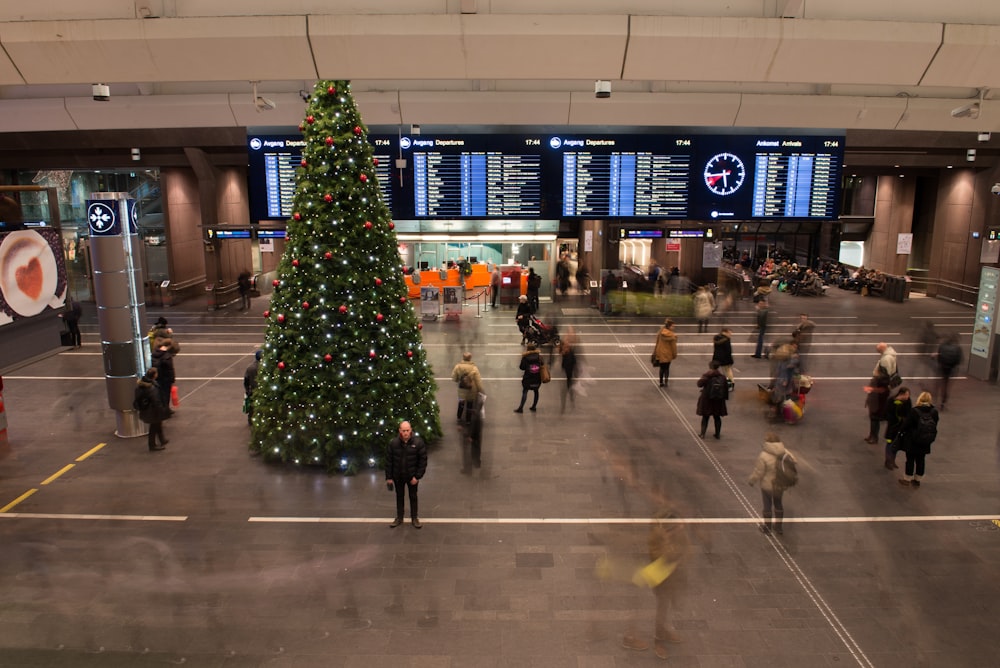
[87,194,150,438]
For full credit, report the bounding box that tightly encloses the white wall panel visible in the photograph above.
[922,24,1000,89]
[0,98,77,132]
[624,17,782,82]
[765,19,942,85]
[310,15,468,79]
[65,93,237,129]
[461,15,627,79]
[736,94,907,129]
[398,91,570,125]
[567,92,741,127]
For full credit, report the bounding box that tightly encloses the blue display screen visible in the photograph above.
[248,131,844,222]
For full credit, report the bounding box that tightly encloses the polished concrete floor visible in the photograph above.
[1,285,999,667]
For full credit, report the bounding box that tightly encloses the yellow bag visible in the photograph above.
[540,363,551,384]
[632,557,678,588]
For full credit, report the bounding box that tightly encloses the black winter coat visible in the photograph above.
[696,370,728,416]
[899,404,939,455]
[385,434,428,482]
[152,348,176,386]
[712,333,734,366]
[134,380,164,424]
[520,351,543,389]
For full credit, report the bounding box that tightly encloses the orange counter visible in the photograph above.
[404,264,525,299]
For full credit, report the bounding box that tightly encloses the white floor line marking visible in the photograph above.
[246,514,1000,525]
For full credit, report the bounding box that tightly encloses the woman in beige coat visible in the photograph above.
[748,432,795,535]
[652,319,678,387]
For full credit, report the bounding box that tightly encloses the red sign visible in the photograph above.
[665,241,681,252]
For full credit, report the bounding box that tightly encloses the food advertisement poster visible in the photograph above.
[0,228,67,328]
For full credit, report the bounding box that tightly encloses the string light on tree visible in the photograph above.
[248,79,441,474]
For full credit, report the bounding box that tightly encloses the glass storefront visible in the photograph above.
[18,169,163,301]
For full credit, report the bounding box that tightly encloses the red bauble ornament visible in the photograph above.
[353,125,362,135]
[324,353,333,363]
[325,136,334,146]
[277,314,286,323]
[272,279,280,287]
[359,174,368,183]
[338,304,348,314]
[376,313,384,322]
[306,115,315,124]
[364,221,373,230]
[324,251,333,260]
[324,193,333,203]
[297,124,304,132]
[302,301,310,310]
[375,278,383,286]
[388,221,395,230]
[417,323,423,330]
[263,310,270,318]
[407,350,414,358]
[327,86,336,95]
[400,296,407,303]
[369,351,377,359]
[293,212,302,221]
[300,159,307,167]
[373,158,379,166]
[292,259,300,267]
[278,361,286,370]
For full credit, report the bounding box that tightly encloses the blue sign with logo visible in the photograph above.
[87,200,120,236]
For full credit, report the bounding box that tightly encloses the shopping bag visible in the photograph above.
[170,385,180,407]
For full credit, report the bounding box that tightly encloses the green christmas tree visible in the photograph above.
[249,80,441,473]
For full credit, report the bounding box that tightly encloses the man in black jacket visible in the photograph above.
[385,421,428,529]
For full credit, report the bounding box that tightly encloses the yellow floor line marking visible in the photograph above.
[0,489,38,513]
[40,464,75,485]
[76,442,107,462]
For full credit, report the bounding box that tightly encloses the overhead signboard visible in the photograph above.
[248,130,844,223]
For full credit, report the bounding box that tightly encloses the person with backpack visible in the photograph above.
[243,349,262,425]
[652,319,678,388]
[133,367,167,451]
[883,386,911,470]
[696,360,729,439]
[748,432,797,535]
[451,351,483,423]
[514,344,544,413]
[898,391,939,487]
[936,334,963,410]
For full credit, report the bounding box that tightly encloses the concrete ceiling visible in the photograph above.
[1,1,1000,167]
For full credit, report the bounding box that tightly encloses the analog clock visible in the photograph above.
[704,152,746,196]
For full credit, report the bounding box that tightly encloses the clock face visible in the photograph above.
[704,152,746,196]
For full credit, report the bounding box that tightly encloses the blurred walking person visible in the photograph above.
[712,328,735,390]
[748,432,796,535]
[936,333,963,410]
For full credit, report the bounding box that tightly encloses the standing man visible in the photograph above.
[451,352,483,424]
[526,267,541,312]
[237,270,253,311]
[864,342,898,444]
[751,299,769,359]
[490,266,501,309]
[792,313,816,371]
[385,421,428,529]
[133,368,167,451]
[62,295,83,348]
[152,340,176,416]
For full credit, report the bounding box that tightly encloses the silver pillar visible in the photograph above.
[87,193,150,438]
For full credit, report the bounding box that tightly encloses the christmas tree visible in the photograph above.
[249,80,441,473]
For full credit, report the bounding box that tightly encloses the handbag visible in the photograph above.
[650,352,660,367]
[539,363,551,384]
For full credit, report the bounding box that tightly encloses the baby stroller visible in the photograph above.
[523,315,560,348]
[757,374,812,424]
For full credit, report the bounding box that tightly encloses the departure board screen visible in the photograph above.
[247,134,392,222]
[550,136,692,218]
[401,136,544,218]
